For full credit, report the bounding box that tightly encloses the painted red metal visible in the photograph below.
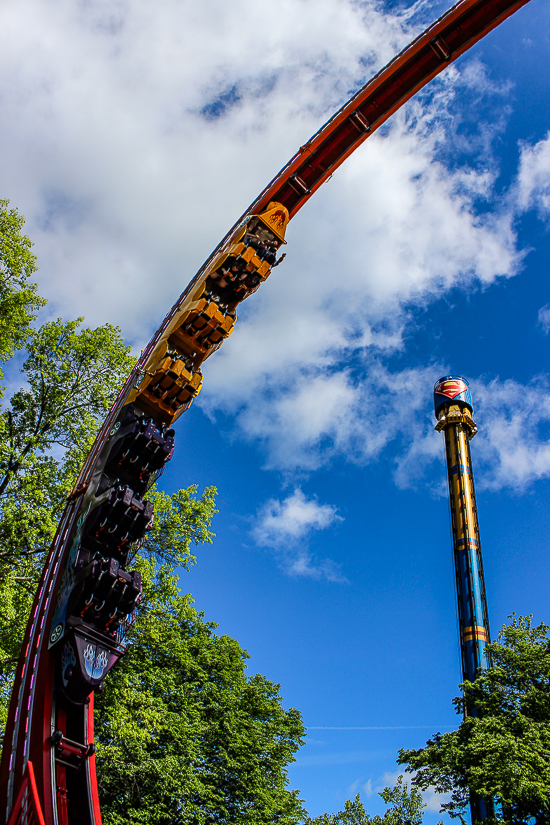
[86,697,102,825]
[6,762,46,825]
[0,0,534,822]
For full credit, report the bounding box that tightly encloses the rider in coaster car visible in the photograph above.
[212,217,280,289]
[243,221,278,265]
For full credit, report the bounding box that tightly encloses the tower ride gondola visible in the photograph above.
[0,1,534,822]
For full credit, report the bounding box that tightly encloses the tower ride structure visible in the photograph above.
[434,376,492,821]
[0,1,534,823]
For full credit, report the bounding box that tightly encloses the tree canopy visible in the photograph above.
[0,199,45,376]
[398,615,550,825]
[303,776,428,825]
[95,567,305,824]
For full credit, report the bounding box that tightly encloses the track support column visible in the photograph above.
[433,376,492,824]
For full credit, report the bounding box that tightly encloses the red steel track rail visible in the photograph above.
[0,0,533,822]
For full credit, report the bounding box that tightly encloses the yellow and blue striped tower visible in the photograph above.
[434,376,492,823]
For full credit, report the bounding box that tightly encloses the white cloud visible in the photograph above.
[252,488,345,580]
[376,769,411,792]
[1,0,520,348]
[538,304,550,334]
[517,132,550,218]
[347,776,374,798]
[206,358,444,477]
[472,376,550,491]
[254,488,339,544]
[0,0,419,340]
[363,778,373,798]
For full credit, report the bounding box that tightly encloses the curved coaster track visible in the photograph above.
[0,0,533,822]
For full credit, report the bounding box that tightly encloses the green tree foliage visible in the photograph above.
[0,203,307,824]
[93,464,306,824]
[0,200,45,375]
[397,616,550,825]
[303,794,371,825]
[0,317,136,554]
[139,486,218,569]
[303,776,427,825]
[377,777,427,825]
[0,316,136,728]
[95,564,305,824]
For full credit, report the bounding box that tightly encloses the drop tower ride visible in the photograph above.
[434,376,492,822]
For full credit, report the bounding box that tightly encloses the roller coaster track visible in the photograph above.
[0,0,533,821]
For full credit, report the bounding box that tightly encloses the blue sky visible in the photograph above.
[1,0,550,818]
